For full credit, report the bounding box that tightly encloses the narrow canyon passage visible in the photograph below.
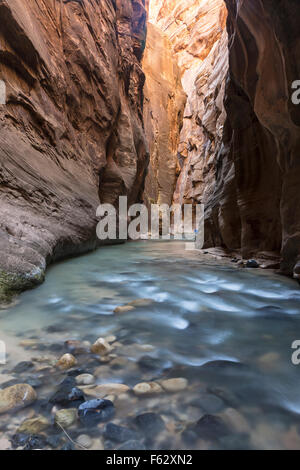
[144,0,300,277]
[0,0,300,453]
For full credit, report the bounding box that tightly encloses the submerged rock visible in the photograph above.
[55,408,78,428]
[133,382,163,396]
[11,433,47,450]
[257,352,280,371]
[78,399,115,427]
[114,299,153,314]
[23,435,47,450]
[221,408,250,434]
[104,423,140,443]
[191,393,225,414]
[90,338,112,356]
[75,374,95,386]
[60,442,74,451]
[49,377,85,407]
[105,336,117,343]
[56,353,77,370]
[0,384,37,414]
[160,378,188,392]
[0,436,11,450]
[64,340,90,355]
[193,414,230,441]
[116,440,146,450]
[12,361,34,374]
[246,260,259,268]
[134,413,165,437]
[82,383,130,399]
[127,299,153,307]
[114,306,135,314]
[17,415,50,434]
[201,360,246,371]
[76,434,92,449]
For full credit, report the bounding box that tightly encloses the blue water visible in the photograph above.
[1,240,300,449]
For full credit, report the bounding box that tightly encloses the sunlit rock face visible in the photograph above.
[142,23,186,206]
[0,0,148,289]
[206,0,300,276]
[150,0,300,277]
[149,0,228,209]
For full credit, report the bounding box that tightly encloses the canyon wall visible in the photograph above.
[205,0,300,276]
[0,0,148,298]
[142,22,186,207]
[150,0,300,277]
[149,0,227,210]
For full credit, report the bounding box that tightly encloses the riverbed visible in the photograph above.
[0,240,300,450]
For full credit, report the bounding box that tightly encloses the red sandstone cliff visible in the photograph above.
[148,0,228,213]
[0,0,148,296]
[149,0,300,278]
[142,22,186,207]
[205,0,300,277]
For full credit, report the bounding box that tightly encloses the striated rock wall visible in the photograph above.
[150,0,300,277]
[142,22,186,207]
[149,0,228,209]
[0,0,148,297]
[205,0,300,276]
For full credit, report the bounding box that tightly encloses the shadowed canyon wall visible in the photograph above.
[0,0,148,296]
[205,0,300,277]
[148,0,300,277]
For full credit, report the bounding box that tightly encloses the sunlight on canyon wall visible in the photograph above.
[146,0,300,276]
[0,0,148,297]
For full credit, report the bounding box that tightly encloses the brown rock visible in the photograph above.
[0,384,37,414]
[81,383,130,399]
[55,408,78,428]
[160,378,188,392]
[114,305,135,314]
[133,382,163,396]
[149,0,300,277]
[142,22,186,207]
[17,415,50,434]
[90,338,113,356]
[0,0,148,295]
[56,353,77,370]
[149,0,227,217]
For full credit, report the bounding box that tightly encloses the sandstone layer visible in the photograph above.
[205,0,300,276]
[0,0,148,299]
[142,22,186,207]
[149,0,228,209]
[150,0,300,277]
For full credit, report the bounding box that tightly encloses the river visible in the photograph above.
[1,240,300,450]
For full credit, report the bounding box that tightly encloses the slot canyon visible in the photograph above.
[0,0,300,452]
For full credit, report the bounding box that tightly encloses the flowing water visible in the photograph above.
[1,240,300,450]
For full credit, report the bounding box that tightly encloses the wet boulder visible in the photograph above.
[78,399,115,427]
[104,423,140,443]
[193,414,230,441]
[49,377,85,408]
[134,412,165,438]
[0,384,37,414]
